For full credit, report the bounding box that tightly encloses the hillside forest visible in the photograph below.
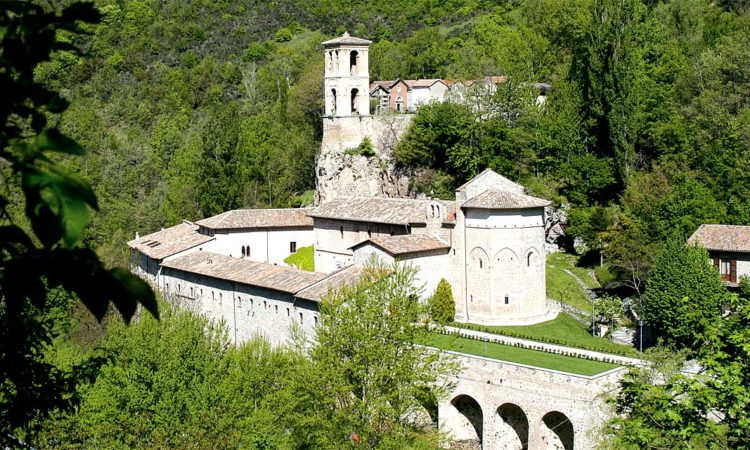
[37,0,750,279]
[4,0,750,447]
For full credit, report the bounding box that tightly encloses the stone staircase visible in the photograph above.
[611,327,635,346]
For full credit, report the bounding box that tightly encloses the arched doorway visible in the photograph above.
[449,394,483,449]
[495,403,529,449]
[541,411,574,450]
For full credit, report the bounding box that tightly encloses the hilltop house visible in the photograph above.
[689,224,750,286]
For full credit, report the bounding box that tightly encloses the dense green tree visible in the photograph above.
[428,278,455,325]
[641,237,727,349]
[299,261,457,448]
[605,290,750,448]
[0,3,156,444]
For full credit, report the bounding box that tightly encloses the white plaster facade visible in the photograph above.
[210,227,313,265]
[161,267,319,346]
[408,81,449,111]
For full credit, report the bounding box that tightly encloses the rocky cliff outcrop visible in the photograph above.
[316,114,413,204]
[315,151,410,204]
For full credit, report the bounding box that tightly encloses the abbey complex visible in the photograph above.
[129,34,624,449]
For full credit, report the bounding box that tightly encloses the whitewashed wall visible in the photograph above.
[314,218,409,273]
[161,268,320,346]
[399,249,453,300]
[211,227,313,266]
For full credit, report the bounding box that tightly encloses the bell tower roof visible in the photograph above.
[322,32,372,47]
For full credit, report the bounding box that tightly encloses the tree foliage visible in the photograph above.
[0,3,156,444]
[641,238,727,349]
[428,278,455,325]
[302,261,457,448]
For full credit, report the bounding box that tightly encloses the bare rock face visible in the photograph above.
[544,205,568,251]
[314,151,410,204]
[315,114,413,204]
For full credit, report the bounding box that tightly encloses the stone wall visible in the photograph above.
[439,352,624,450]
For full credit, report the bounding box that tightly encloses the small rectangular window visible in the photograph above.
[299,312,304,324]
[504,295,509,305]
[290,241,297,253]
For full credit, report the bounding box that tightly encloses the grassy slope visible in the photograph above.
[546,252,597,313]
[422,333,618,376]
[284,246,314,271]
[456,313,639,357]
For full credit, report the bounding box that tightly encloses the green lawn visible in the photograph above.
[547,252,600,288]
[547,261,593,313]
[421,332,619,376]
[454,313,639,357]
[284,245,314,271]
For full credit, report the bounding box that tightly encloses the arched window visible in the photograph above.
[351,88,359,114]
[299,312,304,324]
[340,226,344,238]
[331,88,337,115]
[367,229,372,238]
[241,246,245,257]
[479,259,483,269]
[528,252,533,267]
[349,50,359,74]
[396,95,403,112]
[431,205,435,217]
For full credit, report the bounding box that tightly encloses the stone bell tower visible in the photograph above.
[316,32,412,205]
[322,32,372,117]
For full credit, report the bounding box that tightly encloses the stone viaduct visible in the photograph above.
[439,351,624,449]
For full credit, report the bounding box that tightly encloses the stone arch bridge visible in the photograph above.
[439,351,624,449]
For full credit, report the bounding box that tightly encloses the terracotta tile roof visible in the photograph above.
[484,75,508,85]
[196,208,313,230]
[295,265,364,302]
[462,189,551,209]
[127,222,213,260]
[309,197,454,225]
[369,81,392,94]
[405,79,445,88]
[322,32,372,47]
[688,224,750,253]
[351,234,450,256]
[162,252,326,294]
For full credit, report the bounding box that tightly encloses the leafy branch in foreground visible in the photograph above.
[1,1,157,443]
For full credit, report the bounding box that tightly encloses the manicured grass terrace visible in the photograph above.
[421,332,619,376]
[454,313,640,357]
[284,245,314,271]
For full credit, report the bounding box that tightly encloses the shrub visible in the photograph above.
[344,136,376,157]
[428,279,455,325]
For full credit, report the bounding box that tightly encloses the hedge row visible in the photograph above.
[432,328,630,366]
[451,322,639,357]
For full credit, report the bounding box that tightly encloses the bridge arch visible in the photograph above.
[541,411,574,450]
[445,394,484,449]
[494,403,529,449]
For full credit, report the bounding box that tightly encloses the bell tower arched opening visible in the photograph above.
[351,88,359,114]
[349,50,359,75]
